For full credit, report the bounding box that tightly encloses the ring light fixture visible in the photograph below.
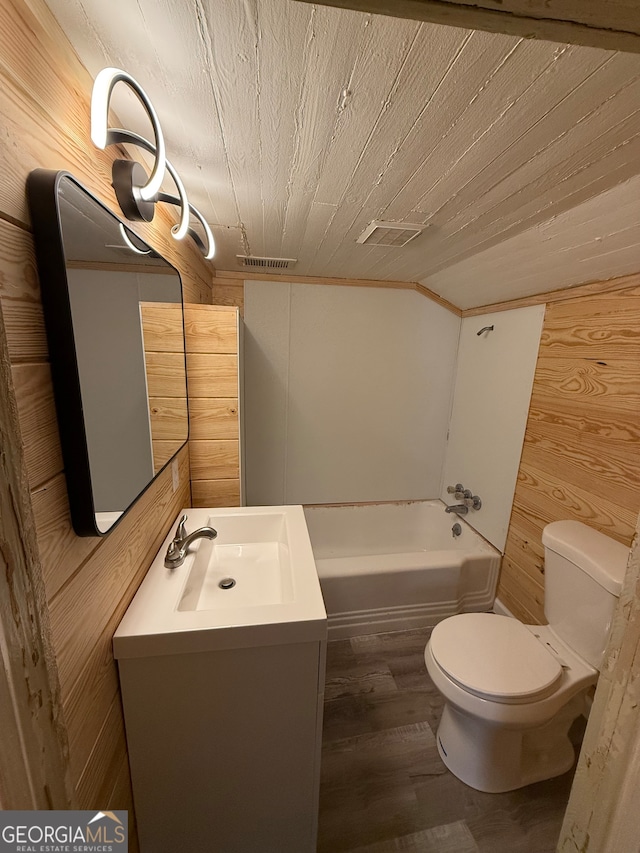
[90,67,214,260]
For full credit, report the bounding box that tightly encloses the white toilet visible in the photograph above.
[424,520,629,793]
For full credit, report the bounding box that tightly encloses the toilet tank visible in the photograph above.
[542,521,629,670]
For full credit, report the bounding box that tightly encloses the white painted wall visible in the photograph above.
[244,282,460,506]
[441,305,545,552]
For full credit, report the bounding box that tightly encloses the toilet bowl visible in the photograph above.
[424,521,629,793]
[424,613,596,792]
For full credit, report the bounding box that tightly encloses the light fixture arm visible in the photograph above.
[112,129,213,259]
[91,68,166,202]
[157,192,216,261]
[119,223,152,255]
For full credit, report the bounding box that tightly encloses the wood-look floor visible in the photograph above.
[318,628,579,853]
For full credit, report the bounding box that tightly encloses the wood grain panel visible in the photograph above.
[539,320,640,360]
[144,352,187,398]
[139,303,185,352]
[65,633,121,788]
[185,305,241,506]
[186,353,239,398]
[191,478,241,508]
[512,465,635,543]
[153,440,179,473]
[53,450,190,759]
[521,430,638,507]
[75,694,128,809]
[184,305,238,353]
[531,359,639,413]
[497,564,544,625]
[0,296,75,808]
[499,283,640,623]
[212,277,244,314]
[188,398,239,440]
[525,400,640,446]
[148,397,188,441]
[0,219,48,361]
[11,363,64,489]
[189,440,240,480]
[31,474,101,602]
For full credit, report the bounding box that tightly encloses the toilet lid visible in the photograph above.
[430,613,563,704]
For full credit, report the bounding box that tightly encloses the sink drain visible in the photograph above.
[218,577,236,590]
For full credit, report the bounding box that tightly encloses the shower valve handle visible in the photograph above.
[447,483,464,495]
[464,495,482,510]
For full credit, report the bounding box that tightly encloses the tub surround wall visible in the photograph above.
[441,305,545,551]
[244,280,460,505]
[498,274,640,623]
[0,0,213,832]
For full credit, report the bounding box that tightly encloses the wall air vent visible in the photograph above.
[356,220,426,247]
[237,255,297,270]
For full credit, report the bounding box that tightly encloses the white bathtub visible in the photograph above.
[303,500,501,639]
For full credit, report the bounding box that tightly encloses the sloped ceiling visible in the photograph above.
[44,0,640,308]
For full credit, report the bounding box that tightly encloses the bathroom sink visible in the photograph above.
[113,505,326,657]
[178,512,295,611]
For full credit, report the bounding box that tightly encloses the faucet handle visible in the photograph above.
[175,514,188,541]
[464,496,482,510]
[447,483,464,494]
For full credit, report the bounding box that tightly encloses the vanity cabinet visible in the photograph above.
[184,304,244,506]
[114,505,327,853]
[117,639,326,853]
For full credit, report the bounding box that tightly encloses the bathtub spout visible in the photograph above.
[445,504,468,515]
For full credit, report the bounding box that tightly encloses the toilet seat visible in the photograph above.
[429,613,563,705]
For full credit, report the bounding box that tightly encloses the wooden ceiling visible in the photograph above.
[44,0,640,308]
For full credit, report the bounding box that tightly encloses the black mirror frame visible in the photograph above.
[27,169,188,537]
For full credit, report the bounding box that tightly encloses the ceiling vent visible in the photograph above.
[237,255,297,270]
[356,220,426,247]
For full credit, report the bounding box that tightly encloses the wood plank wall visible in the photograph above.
[140,302,189,472]
[0,0,214,837]
[212,275,244,315]
[185,305,242,507]
[498,275,640,623]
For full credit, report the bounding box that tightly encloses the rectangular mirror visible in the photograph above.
[28,170,188,536]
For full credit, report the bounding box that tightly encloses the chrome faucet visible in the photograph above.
[164,514,218,568]
[445,504,468,515]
